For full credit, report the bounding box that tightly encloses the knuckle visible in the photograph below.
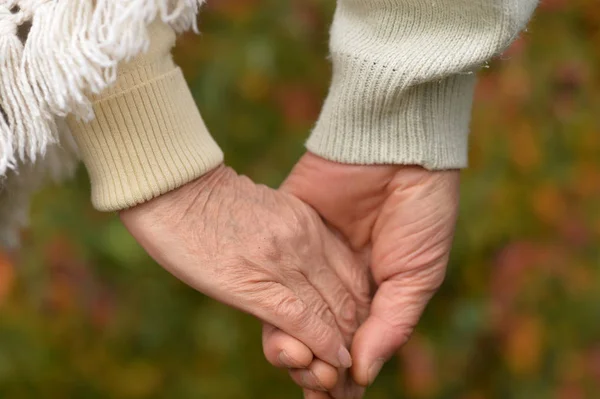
[410,262,448,293]
[429,267,447,291]
[335,294,357,329]
[394,325,414,348]
[272,294,310,328]
[378,314,415,348]
[301,315,333,348]
[220,257,272,293]
[247,235,283,264]
[349,267,372,306]
[315,304,336,328]
[273,222,301,245]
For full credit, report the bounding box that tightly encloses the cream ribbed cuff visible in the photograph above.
[308,54,476,170]
[67,66,223,211]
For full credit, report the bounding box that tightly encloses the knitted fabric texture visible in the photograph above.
[0,0,206,247]
[0,0,204,173]
[0,0,539,247]
[308,0,539,169]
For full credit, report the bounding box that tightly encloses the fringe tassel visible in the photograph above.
[0,4,15,172]
[0,4,57,174]
[0,0,205,174]
[0,0,205,248]
[0,106,15,173]
[20,0,205,120]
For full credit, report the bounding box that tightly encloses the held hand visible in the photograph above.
[120,165,371,370]
[262,225,371,399]
[274,153,460,392]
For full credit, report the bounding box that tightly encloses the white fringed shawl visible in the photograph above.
[0,0,204,247]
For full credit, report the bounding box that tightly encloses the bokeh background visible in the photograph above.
[1,0,599,398]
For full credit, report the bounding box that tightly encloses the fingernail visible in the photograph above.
[301,370,326,392]
[338,346,353,368]
[278,350,295,368]
[368,358,385,385]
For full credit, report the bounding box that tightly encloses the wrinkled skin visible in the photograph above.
[120,164,372,371]
[262,153,460,398]
[119,154,459,399]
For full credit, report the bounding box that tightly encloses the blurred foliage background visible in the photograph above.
[1,0,600,398]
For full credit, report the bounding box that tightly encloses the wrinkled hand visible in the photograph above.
[263,153,459,397]
[120,165,371,370]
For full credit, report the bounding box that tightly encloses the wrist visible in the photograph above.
[180,164,234,199]
[119,163,232,217]
[291,152,458,186]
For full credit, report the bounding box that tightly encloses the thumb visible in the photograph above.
[350,275,440,386]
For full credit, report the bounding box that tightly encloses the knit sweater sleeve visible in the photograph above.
[307,0,539,169]
[66,21,224,212]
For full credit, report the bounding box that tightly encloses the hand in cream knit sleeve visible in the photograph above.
[308,0,539,169]
[66,0,538,212]
[66,21,224,212]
